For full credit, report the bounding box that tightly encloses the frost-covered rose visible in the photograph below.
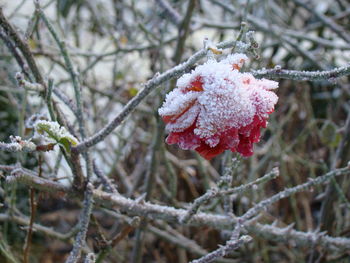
[158,54,278,160]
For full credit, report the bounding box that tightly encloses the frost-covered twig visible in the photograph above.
[131,116,163,263]
[190,221,246,263]
[94,165,350,251]
[6,163,343,234]
[94,167,340,229]
[46,78,56,121]
[189,163,349,262]
[0,136,36,152]
[190,235,252,263]
[257,20,350,50]
[147,224,233,263]
[93,160,118,194]
[52,88,79,116]
[4,164,350,251]
[95,188,235,229]
[319,111,350,233]
[0,7,45,88]
[5,167,71,193]
[231,22,248,53]
[23,187,37,263]
[3,164,349,233]
[252,65,350,81]
[248,223,350,252]
[210,0,350,78]
[181,168,279,223]
[35,3,85,136]
[102,209,233,263]
[173,0,196,63]
[15,72,44,92]
[35,2,94,183]
[0,28,31,79]
[239,164,350,222]
[66,183,94,263]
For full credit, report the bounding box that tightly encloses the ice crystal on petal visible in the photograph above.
[158,54,278,160]
[222,53,248,70]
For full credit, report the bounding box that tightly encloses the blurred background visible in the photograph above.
[0,0,350,262]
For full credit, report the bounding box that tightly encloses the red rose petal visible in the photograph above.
[166,123,201,150]
[162,101,196,124]
[236,135,254,157]
[195,142,226,160]
[183,76,204,93]
[159,54,278,160]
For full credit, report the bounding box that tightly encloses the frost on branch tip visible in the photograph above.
[0,136,36,152]
[34,120,78,152]
[158,53,278,160]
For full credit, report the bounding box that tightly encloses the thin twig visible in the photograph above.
[239,165,350,222]
[252,65,350,81]
[3,165,71,193]
[131,117,163,263]
[190,235,252,263]
[65,183,94,263]
[93,160,118,194]
[181,168,279,223]
[0,213,80,240]
[35,2,86,139]
[0,139,36,152]
[173,0,196,62]
[318,111,350,232]
[0,28,31,80]
[0,8,45,88]
[35,1,93,185]
[23,188,36,263]
[4,164,350,251]
[46,78,56,121]
[110,219,139,254]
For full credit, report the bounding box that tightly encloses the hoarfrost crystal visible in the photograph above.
[34,120,78,146]
[158,54,278,160]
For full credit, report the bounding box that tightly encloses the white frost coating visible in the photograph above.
[195,79,255,138]
[34,120,79,145]
[158,90,200,117]
[165,103,200,132]
[176,132,201,150]
[158,54,278,140]
[0,136,36,152]
[176,72,192,88]
[221,53,248,68]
